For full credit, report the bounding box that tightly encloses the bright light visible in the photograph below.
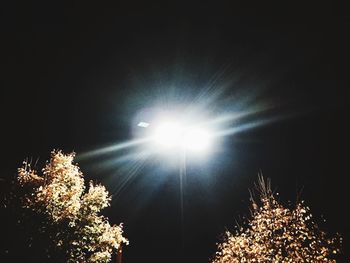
[153,122,182,148]
[183,128,211,152]
[137,121,150,128]
[150,120,213,154]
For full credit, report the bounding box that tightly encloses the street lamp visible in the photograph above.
[138,118,213,155]
[137,114,215,259]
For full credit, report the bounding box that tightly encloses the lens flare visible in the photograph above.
[153,122,182,148]
[182,128,211,152]
[151,119,213,155]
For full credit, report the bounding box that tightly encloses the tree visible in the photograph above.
[15,150,128,262]
[213,176,342,263]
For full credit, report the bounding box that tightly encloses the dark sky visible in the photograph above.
[1,2,349,262]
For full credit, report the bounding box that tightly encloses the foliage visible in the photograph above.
[213,176,342,263]
[16,150,128,262]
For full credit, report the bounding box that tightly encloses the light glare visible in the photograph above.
[183,128,211,152]
[137,121,150,128]
[154,122,182,148]
[151,120,212,154]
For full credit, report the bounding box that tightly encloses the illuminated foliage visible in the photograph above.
[17,150,128,262]
[213,176,342,263]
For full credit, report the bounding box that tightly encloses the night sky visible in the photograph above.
[1,2,349,262]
